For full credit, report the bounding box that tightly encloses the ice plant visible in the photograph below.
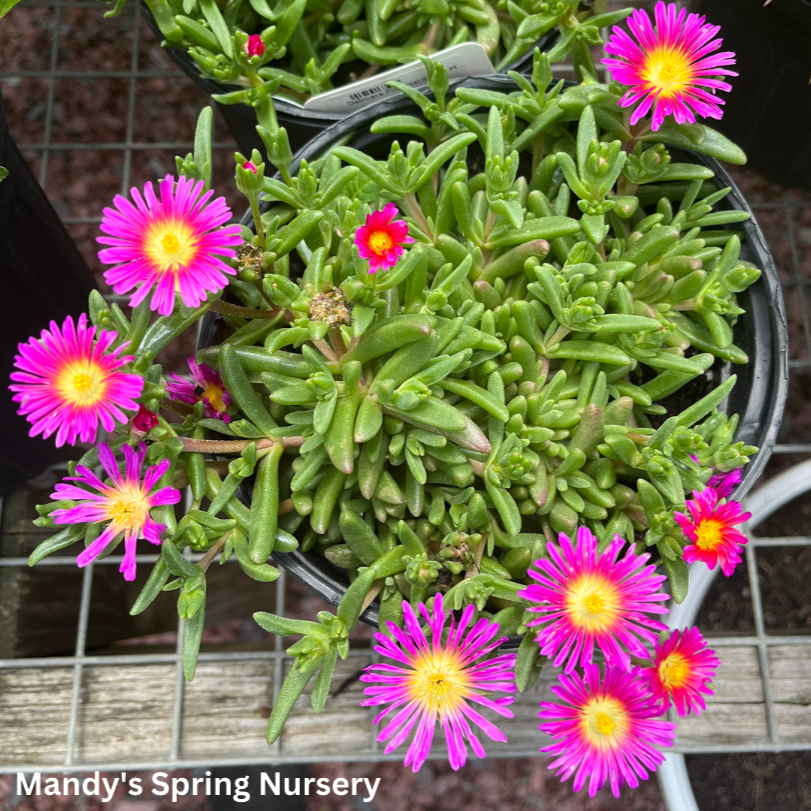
[23,48,774,768]
[166,358,232,422]
[98,174,242,317]
[520,528,669,675]
[539,664,676,798]
[10,314,143,447]
[361,594,516,772]
[50,443,181,581]
[642,627,719,716]
[674,487,751,576]
[355,203,414,273]
[602,1,737,131]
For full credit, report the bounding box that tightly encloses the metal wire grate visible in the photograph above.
[1,0,810,775]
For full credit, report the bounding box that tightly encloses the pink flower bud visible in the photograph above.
[246,35,265,58]
[244,161,258,174]
[132,404,159,434]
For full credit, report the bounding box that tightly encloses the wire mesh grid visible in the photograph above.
[0,0,810,774]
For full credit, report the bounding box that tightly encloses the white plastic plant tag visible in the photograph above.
[302,42,495,115]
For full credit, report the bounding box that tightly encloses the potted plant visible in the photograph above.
[16,2,787,798]
[127,0,621,153]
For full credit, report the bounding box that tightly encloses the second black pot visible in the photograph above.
[141,2,558,158]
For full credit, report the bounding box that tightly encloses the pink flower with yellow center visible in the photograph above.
[540,664,676,798]
[98,175,242,317]
[361,593,516,772]
[602,1,737,131]
[642,627,719,717]
[166,358,231,422]
[50,443,181,581]
[355,203,414,274]
[519,527,669,675]
[674,487,750,576]
[10,314,143,447]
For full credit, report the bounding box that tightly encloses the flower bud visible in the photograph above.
[245,34,265,58]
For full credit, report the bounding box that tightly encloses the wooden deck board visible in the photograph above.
[0,643,808,767]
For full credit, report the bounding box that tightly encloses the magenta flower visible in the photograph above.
[10,314,143,448]
[641,627,719,717]
[50,443,181,581]
[361,593,516,772]
[245,34,265,58]
[707,466,742,500]
[355,203,414,273]
[519,527,669,675]
[166,358,231,422]
[540,664,676,798]
[602,1,737,131]
[674,488,750,576]
[689,455,743,500]
[98,175,242,317]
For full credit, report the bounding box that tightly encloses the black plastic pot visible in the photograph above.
[0,86,98,495]
[140,2,558,158]
[695,0,811,190]
[201,74,788,625]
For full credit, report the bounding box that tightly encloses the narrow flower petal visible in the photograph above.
[519,526,669,675]
[49,442,181,581]
[540,664,676,799]
[602,1,737,131]
[362,593,516,772]
[641,627,719,716]
[674,488,750,576]
[10,314,143,447]
[355,205,414,274]
[166,357,232,421]
[98,175,242,317]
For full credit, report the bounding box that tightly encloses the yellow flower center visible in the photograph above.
[105,486,150,532]
[695,518,725,551]
[582,697,628,747]
[368,230,393,255]
[202,382,227,414]
[162,232,181,254]
[57,361,108,406]
[145,219,198,271]
[642,46,694,98]
[566,575,620,632]
[407,649,470,716]
[658,651,690,690]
